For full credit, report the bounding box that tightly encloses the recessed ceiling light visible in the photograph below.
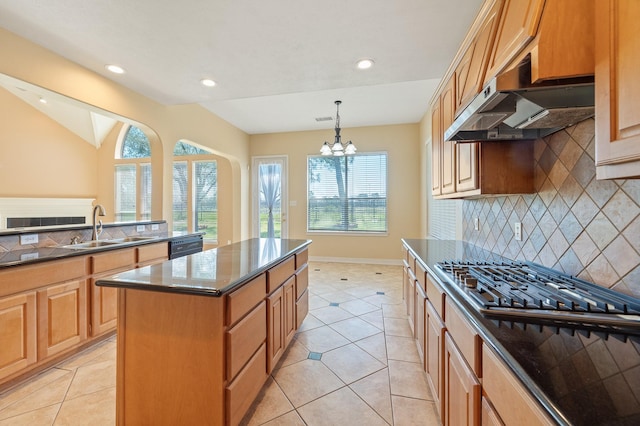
[201,79,216,87]
[38,97,47,104]
[356,58,374,70]
[106,64,125,74]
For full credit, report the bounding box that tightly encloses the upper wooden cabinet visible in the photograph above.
[485,0,544,81]
[455,0,503,113]
[595,0,640,179]
[441,78,457,196]
[431,97,443,197]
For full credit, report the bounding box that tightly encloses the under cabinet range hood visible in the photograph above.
[445,57,595,142]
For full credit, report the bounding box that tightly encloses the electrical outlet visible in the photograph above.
[20,234,38,245]
[136,225,145,232]
[473,217,479,231]
[151,224,159,231]
[514,222,522,241]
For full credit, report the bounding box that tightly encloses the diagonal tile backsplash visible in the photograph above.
[462,118,640,298]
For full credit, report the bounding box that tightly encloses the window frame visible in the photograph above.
[306,151,388,235]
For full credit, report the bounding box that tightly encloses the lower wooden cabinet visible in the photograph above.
[267,286,284,373]
[225,343,268,426]
[37,279,88,360]
[444,332,481,426]
[89,279,118,337]
[283,276,296,346]
[0,292,37,380]
[414,283,426,366]
[481,397,505,426]
[426,301,445,416]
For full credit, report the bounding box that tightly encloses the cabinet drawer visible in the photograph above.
[427,274,446,320]
[226,301,267,381]
[91,248,136,274]
[226,274,266,326]
[226,343,268,426]
[295,249,308,270]
[483,345,554,425]
[295,264,308,300]
[0,257,88,297]
[416,261,427,291]
[267,256,295,293]
[445,298,482,376]
[137,242,168,264]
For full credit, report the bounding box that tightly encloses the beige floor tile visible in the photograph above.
[321,344,386,384]
[329,317,382,342]
[338,299,380,316]
[308,294,331,310]
[53,387,115,426]
[260,410,306,426]
[359,310,385,331]
[0,403,59,426]
[354,332,388,365]
[382,303,408,319]
[362,293,403,307]
[241,377,294,426]
[56,339,115,371]
[309,305,354,324]
[308,284,338,296]
[385,335,421,363]
[388,360,431,400]
[0,368,69,411]
[296,326,350,353]
[343,286,381,299]
[384,317,413,337]
[297,387,388,426]
[0,371,73,420]
[350,368,393,424]
[65,359,116,400]
[319,290,357,303]
[297,313,324,332]
[391,395,440,425]
[273,359,344,408]
[275,338,311,370]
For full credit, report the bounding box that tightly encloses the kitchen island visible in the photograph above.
[96,238,311,426]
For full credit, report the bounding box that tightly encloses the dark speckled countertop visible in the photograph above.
[403,239,640,426]
[96,238,311,297]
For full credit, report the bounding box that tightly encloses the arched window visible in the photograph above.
[114,125,152,221]
[172,141,217,241]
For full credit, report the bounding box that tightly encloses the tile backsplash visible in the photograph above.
[462,118,640,297]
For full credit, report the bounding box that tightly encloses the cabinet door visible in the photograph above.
[267,286,284,373]
[481,397,505,426]
[456,143,479,193]
[90,279,118,336]
[444,332,481,426]
[283,276,296,346]
[431,97,442,196]
[414,283,426,367]
[595,0,640,179]
[455,0,503,112]
[0,292,37,380]
[441,77,456,195]
[485,0,545,80]
[426,301,445,417]
[405,268,416,334]
[38,280,88,359]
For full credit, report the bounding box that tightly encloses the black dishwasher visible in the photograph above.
[168,234,204,259]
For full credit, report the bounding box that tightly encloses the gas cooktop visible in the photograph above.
[436,260,640,330]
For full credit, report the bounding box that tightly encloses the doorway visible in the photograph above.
[252,156,288,238]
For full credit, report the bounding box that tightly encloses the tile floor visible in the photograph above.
[0,262,441,425]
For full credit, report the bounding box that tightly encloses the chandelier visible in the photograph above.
[320,100,357,156]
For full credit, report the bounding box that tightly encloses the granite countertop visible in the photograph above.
[402,238,640,426]
[96,238,311,297]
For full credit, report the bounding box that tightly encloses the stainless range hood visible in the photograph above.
[444,56,594,142]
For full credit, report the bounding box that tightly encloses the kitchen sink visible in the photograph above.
[60,236,159,250]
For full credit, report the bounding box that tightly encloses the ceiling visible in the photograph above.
[0,0,483,135]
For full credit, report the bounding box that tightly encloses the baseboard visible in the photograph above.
[309,256,403,266]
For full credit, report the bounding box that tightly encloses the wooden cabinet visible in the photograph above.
[444,332,481,426]
[283,276,296,347]
[37,279,88,359]
[482,345,555,425]
[441,78,457,196]
[431,97,443,196]
[414,283,426,366]
[267,286,284,372]
[404,265,415,333]
[295,264,309,329]
[426,301,445,416]
[0,292,37,380]
[485,0,544,80]
[595,0,640,179]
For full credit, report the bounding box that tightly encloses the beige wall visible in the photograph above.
[0,28,250,242]
[0,87,98,197]
[250,124,422,262]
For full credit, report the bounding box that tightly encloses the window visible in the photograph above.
[173,141,218,240]
[114,125,152,221]
[307,153,387,233]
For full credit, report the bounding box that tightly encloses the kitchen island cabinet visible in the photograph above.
[96,238,310,426]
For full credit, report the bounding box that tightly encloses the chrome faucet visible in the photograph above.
[92,204,106,241]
